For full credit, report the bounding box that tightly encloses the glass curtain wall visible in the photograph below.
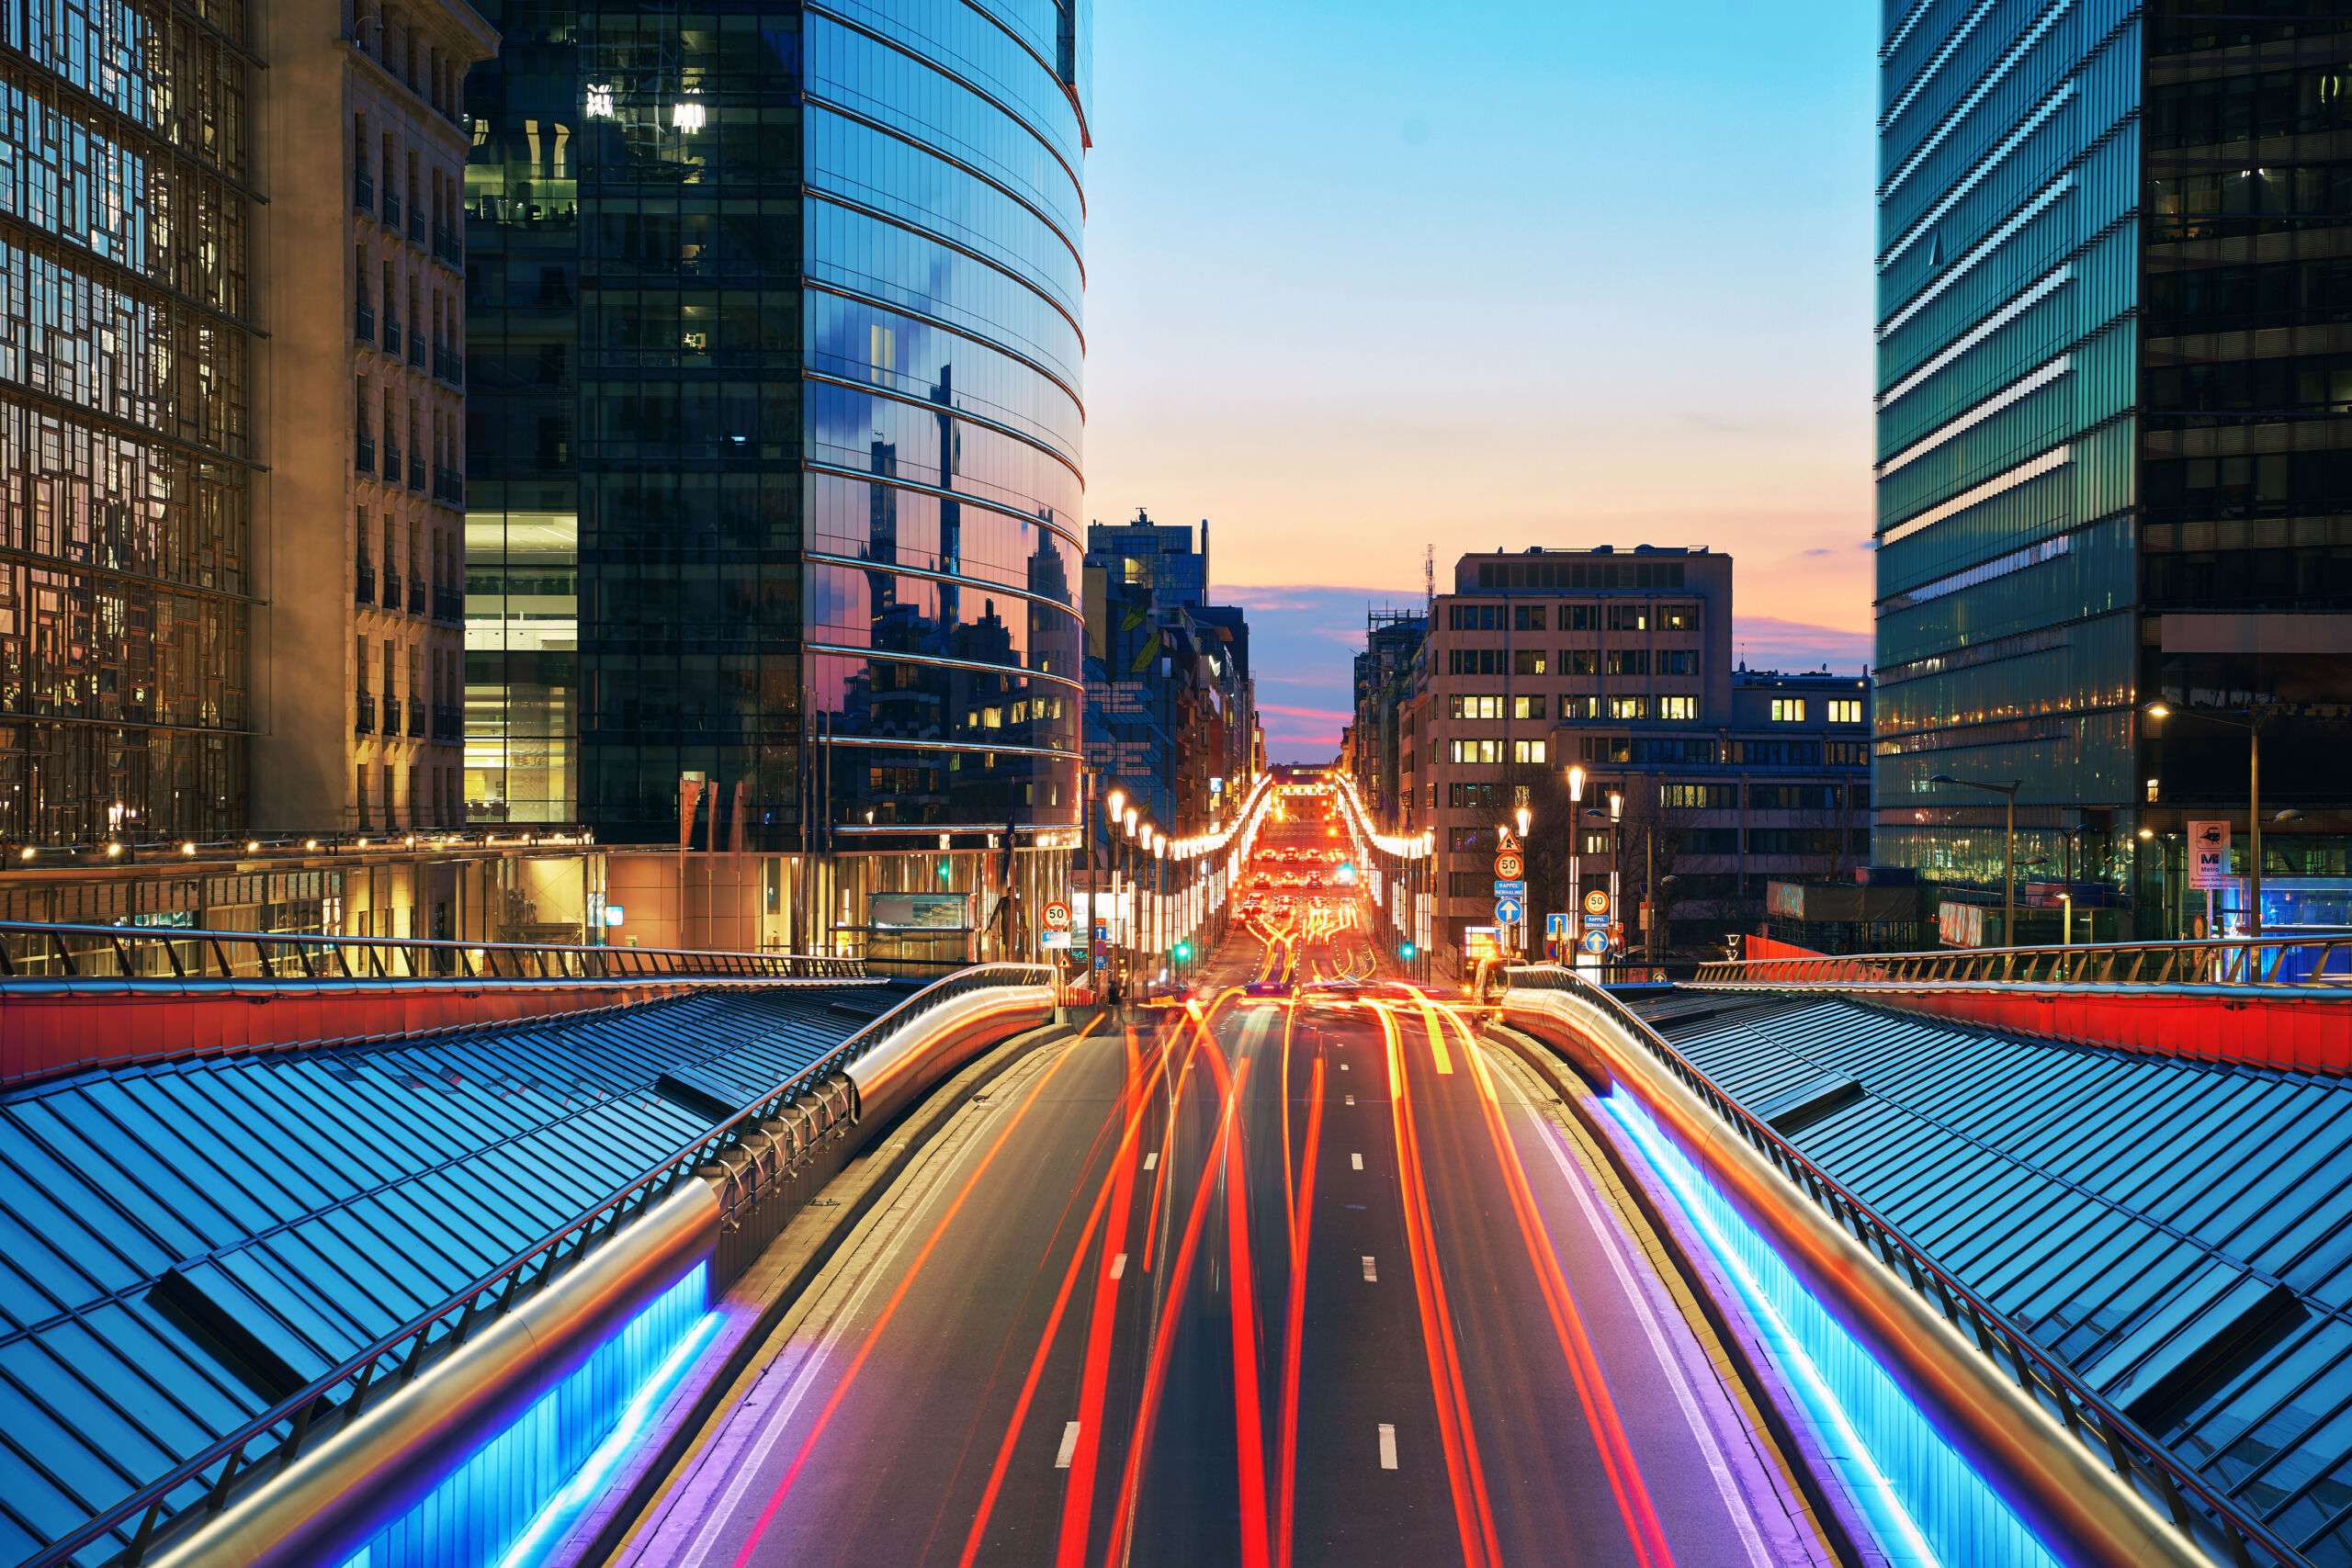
[464,0,1086,846]
[1871,0,2141,892]
[0,0,255,842]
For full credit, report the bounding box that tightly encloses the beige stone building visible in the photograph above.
[253,0,494,836]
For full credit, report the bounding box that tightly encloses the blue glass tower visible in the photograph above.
[464,0,1088,852]
[1872,0,2352,938]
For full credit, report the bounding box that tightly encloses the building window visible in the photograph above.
[1448,781,1503,809]
[1606,649,1649,676]
[1770,698,1807,722]
[1560,694,1601,719]
[1660,604,1699,631]
[1561,604,1600,630]
[1660,784,1738,809]
[1658,695,1698,720]
[1826,741,1870,765]
[1513,649,1545,676]
[1608,695,1648,720]
[1449,739,1502,764]
[1750,784,1841,810]
[1448,604,1503,630]
[1448,648,1508,676]
[1580,735,1632,763]
[1447,871,1488,897]
[1827,698,1863,724]
[1449,694,1504,719]
[1607,604,1649,631]
[1513,604,1545,631]
[1560,649,1599,675]
[1512,694,1544,720]
[1512,739,1546,764]
[1657,650,1700,675]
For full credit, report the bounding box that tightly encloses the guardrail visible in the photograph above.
[1700,936,2352,989]
[30,961,1054,1568]
[0,920,864,983]
[1498,961,2302,1568]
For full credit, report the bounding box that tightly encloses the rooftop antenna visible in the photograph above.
[1423,544,1434,618]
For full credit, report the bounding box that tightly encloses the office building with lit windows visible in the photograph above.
[1874,0,2352,938]
[0,0,488,847]
[460,0,1088,947]
[1410,547,1870,966]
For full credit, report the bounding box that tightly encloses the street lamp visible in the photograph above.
[1566,765,1586,964]
[1928,773,2021,946]
[2144,702,2271,938]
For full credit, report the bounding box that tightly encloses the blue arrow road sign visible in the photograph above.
[1546,913,1569,938]
[1494,897,1523,925]
[1493,880,1525,898]
[1580,930,1611,955]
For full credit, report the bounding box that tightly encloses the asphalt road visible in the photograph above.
[616,888,1838,1568]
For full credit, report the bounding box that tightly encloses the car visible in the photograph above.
[1243,978,1294,998]
[1251,874,1270,887]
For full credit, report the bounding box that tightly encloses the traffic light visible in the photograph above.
[1401,942,1416,959]
[938,858,952,881]
[1174,941,1192,961]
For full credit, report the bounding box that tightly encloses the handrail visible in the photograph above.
[1697,936,2352,990]
[0,920,865,984]
[1498,961,2304,1568]
[27,961,1053,1568]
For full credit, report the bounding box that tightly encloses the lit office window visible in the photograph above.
[1770,698,1807,721]
[1658,695,1697,720]
[1448,694,1503,719]
[1512,739,1546,763]
[1609,695,1648,720]
[1827,698,1862,724]
[1449,739,1502,764]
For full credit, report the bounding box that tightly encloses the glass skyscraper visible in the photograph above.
[463,0,1088,852]
[1874,0,2352,938]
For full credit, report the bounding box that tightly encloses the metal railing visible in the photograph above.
[408,452,426,489]
[383,565,402,607]
[1499,962,2306,1568]
[407,700,426,739]
[356,558,375,605]
[353,170,373,212]
[433,702,463,740]
[1695,937,2352,990]
[355,302,374,343]
[433,585,463,623]
[408,208,425,244]
[355,434,375,474]
[433,465,464,506]
[408,574,427,613]
[711,962,1053,1235]
[0,921,867,983]
[434,223,463,267]
[354,693,375,735]
[382,317,401,356]
[383,188,401,229]
[27,961,1046,1568]
[381,694,402,736]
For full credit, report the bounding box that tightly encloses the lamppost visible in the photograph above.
[2144,702,2273,939]
[1928,773,2021,947]
[1153,831,1167,994]
[1123,807,1140,980]
[1609,791,1623,961]
[1512,802,1532,956]
[1566,765,1586,963]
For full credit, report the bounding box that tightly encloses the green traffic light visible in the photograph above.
[938,858,952,880]
[1401,942,1416,958]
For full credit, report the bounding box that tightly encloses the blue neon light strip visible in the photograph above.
[1602,1095,2063,1568]
[340,1264,721,1568]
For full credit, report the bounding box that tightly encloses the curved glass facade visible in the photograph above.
[465,0,1085,846]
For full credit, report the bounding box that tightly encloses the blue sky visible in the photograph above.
[1078,0,1881,758]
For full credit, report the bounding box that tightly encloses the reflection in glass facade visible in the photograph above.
[465,1,1087,847]
[0,0,254,841]
[1873,1,2352,934]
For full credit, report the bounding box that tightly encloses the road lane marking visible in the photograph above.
[1340,1062,1350,1070]
[1143,1151,1158,1170]
[1056,1421,1080,1468]
[1351,1153,1363,1169]
[1110,1252,1126,1280]
[1525,1103,1773,1568]
[1345,1094,1355,1105]
[1362,1256,1378,1281]
[1378,1424,1398,1470]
